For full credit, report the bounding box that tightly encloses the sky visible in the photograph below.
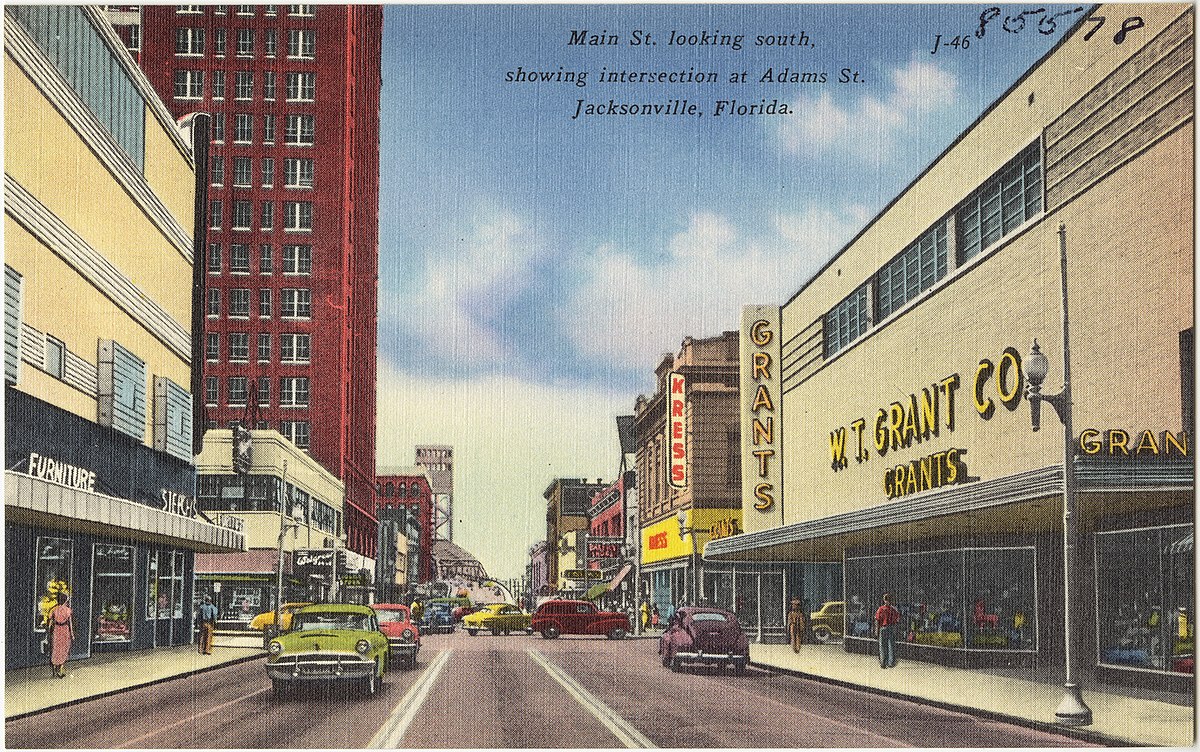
[374,3,1075,581]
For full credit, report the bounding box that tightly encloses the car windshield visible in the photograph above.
[691,613,730,622]
[294,612,371,631]
[374,609,408,623]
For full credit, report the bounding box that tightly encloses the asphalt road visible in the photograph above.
[6,631,1101,748]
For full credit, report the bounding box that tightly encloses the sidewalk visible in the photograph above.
[4,635,262,719]
[750,641,1195,747]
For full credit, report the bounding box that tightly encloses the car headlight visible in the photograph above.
[268,640,283,655]
[401,628,415,641]
[355,639,371,655]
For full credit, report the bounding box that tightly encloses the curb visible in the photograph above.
[5,650,264,722]
[750,660,1139,748]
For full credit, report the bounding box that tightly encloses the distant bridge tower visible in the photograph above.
[415,445,454,542]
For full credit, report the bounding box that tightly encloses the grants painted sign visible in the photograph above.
[740,305,782,518]
[667,371,687,489]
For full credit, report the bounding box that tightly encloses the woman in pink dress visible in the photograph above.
[49,594,74,678]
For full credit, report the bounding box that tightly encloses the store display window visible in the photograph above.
[34,536,73,632]
[1095,524,1194,675]
[147,549,186,619]
[92,544,134,643]
[845,546,1037,651]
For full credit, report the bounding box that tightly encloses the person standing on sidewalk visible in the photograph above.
[787,598,805,653]
[49,593,74,678]
[198,594,218,655]
[874,593,901,668]
[640,600,650,632]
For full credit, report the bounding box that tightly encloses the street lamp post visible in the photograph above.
[273,461,304,637]
[677,510,700,606]
[1024,223,1092,727]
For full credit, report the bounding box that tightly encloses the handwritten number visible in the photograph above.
[1083,14,1105,41]
[1039,7,1084,35]
[1004,8,1045,33]
[1114,16,1145,44]
[976,7,1000,39]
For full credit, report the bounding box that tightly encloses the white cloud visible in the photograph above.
[779,58,959,160]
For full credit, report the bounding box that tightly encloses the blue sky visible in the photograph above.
[374,4,1074,581]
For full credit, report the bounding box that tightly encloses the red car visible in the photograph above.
[371,603,421,669]
[659,606,750,674]
[531,599,630,640]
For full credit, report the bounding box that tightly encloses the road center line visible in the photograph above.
[118,686,269,748]
[368,648,453,749]
[527,648,656,749]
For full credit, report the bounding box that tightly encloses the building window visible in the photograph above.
[173,70,203,99]
[206,332,219,361]
[286,72,315,102]
[263,70,276,101]
[284,202,312,231]
[257,376,270,407]
[288,28,315,59]
[210,156,224,186]
[228,376,248,406]
[824,283,869,358]
[209,200,223,229]
[236,4,254,15]
[284,158,314,189]
[263,114,276,144]
[265,5,277,15]
[207,288,220,317]
[258,332,272,362]
[259,244,274,274]
[876,220,949,321]
[234,113,253,143]
[282,245,312,275]
[281,419,310,449]
[259,288,272,318]
[281,288,311,319]
[232,156,252,187]
[261,157,275,187]
[213,112,225,142]
[177,5,203,14]
[211,70,226,99]
[281,333,310,363]
[264,28,277,57]
[43,335,64,379]
[129,24,141,53]
[5,266,23,385]
[213,28,226,56]
[229,289,250,318]
[285,114,314,146]
[97,340,147,440]
[236,28,254,57]
[228,332,249,362]
[230,243,250,274]
[956,141,1043,264]
[289,5,314,17]
[280,377,310,407]
[232,200,252,230]
[235,70,253,100]
[175,27,205,55]
[260,201,274,230]
[207,243,222,273]
[204,376,218,406]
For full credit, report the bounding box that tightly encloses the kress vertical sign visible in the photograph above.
[668,371,687,488]
[741,305,782,524]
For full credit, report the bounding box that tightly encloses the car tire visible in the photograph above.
[525,627,534,635]
[669,656,682,672]
[733,658,748,675]
[661,652,671,668]
[467,628,478,636]
[607,628,627,640]
[813,625,833,643]
[543,625,561,639]
[490,626,501,636]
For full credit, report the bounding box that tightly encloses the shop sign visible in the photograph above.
[668,371,687,489]
[563,569,603,580]
[216,514,244,532]
[160,489,196,518]
[294,549,334,569]
[709,515,743,540]
[587,541,622,559]
[1077,429,1189,457]
[28,452,95,492]
[589,479,623,513]
[740,306,781,515]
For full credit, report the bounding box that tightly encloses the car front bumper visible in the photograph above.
[267,653,376,681]
[388,640,419,659]
[672,650,748,665]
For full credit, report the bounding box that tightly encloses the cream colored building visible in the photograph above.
[709,4,1193,692]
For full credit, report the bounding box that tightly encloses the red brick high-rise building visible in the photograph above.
[131,4,381,559]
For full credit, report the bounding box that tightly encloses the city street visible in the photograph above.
[6,632,1099,749]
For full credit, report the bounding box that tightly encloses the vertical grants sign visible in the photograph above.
[668,371,687,489]
[741,305,782,524]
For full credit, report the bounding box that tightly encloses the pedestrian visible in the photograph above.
[198,594,218,654]
[49,593,74,678]
[787,598,805,653]
[411,598,424,624]
[640,600,650,631]
[651,605,660,629]
[874,593,901,668]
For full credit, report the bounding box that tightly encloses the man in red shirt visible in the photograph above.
[874,593,901,668]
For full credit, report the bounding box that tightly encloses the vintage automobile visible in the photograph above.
[420,599,458,634]
[461,603,533,636]
[531,599,630,639]
[658,606,750,674]
[249,601,314,633]
[371,603,421,668]
[808,600,846,643]
[266,604,390,696]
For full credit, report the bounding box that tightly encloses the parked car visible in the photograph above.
[531,599,630,639]
[808,600,846,643]
[461,603,533,636]
[265,604,390,697]
[659,606,750,674]
[420,599,458,634]
[371,603,421,669]
[249,602,314,633]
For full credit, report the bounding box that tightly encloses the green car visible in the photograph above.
[266,604,390,696]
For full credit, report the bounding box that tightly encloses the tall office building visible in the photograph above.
[132,4,382,559]
[415,445,454,542]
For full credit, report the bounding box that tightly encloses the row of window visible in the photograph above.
[207,288,310,319]
[175,27,315,59]
[212,156,313,190]
[200,70,315,103]
[208,243,311,275]
[205,375,310,407]
[209,199,311,231]
[206,332,311,364]
[187,109,315,150]
[178,5,315,18]
[823,142,1043,358]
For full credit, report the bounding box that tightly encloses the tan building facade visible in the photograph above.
[709,4,1194,689]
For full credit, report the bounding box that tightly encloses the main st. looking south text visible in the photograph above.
[567,28,815,49]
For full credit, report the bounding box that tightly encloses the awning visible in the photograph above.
[608,563,632,591]
[585,583,609,601]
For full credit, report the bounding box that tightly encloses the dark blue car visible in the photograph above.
[421,600,456,634]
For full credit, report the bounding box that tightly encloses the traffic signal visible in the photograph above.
[233,423,252,474]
